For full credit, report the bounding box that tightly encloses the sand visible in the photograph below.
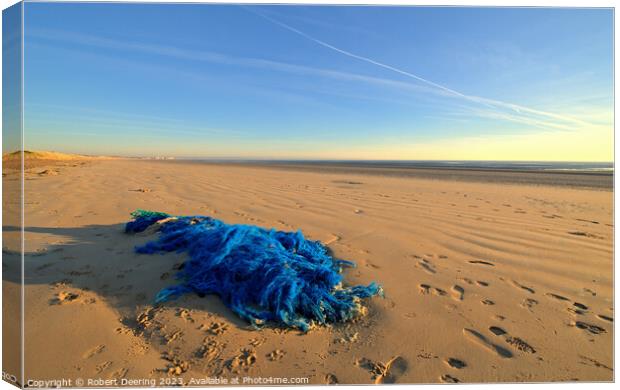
[2,157,613,384]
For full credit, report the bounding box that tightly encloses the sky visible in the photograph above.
[19,3,614,161]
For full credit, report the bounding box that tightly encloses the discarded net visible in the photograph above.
[125,210,382,331]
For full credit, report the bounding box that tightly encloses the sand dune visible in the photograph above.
[2,150,98,160]
[2,159,613,384]
[2,150,116,171]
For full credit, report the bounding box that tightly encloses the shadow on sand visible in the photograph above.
[2,223,250,331]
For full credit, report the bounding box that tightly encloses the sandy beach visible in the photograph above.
[2,157,613,384]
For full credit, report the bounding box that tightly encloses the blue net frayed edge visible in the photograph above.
[125,209,171,233]
[126,210,383,332]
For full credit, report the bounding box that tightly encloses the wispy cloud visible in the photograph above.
[242,6,595,132]
[28,22,598,133]
[27,27,438,96]
[25,102,253,138]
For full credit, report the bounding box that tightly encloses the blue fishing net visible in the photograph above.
[126,210,382,331]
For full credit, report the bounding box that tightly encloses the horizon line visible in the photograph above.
[3,149,613,165]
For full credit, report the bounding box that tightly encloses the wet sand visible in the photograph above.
[185,160,613,189]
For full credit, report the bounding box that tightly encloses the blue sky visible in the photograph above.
[22,3,613,160]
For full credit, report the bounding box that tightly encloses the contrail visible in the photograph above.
[243,6,590,128]
[243,6,468,100]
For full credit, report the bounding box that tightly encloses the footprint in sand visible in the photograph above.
[440,374,460,383]
[575,218,600,225]
[416,259,436,274]
[336,331,360,344]
[418,284,432,294]
[196,340,223,362]
[177,309,194,323]
[486,326,537,354]
[573,302,588,311]
[129,187,151,193]
[582,288,597,297]
[332,180,364,185]
[504,337,536,354]
[451,285,465,301]
[481,299,495,306]
[227,349,257,373]
[567,231,603,239]
[38,169,59,176]
[248,338,266,347]
[468,260,495,267]
[433,288,448,296]
[567,307,586,316]
[109,367,128,379]
[204,322,228,335]
[458,277,474,285]
[545,293,570,301]
[267,349,286,361]
[163,330,183,345]
[510,280,536,294]
[579,355,613,371]
[96,361,113,373]
[572,321,606,335]
[365,261,381,269]
[462,328,512,358]
[597,314,613,322]
[520,298,538,310]
[489,326,507,336]
[476,281,489,287]
[161,352,190,376]
[324,374,338,384]
[83,344,106,359]
[418,284,447,297]
[356,356,408,384]
[445,358,466,369]
[51,291,80,305]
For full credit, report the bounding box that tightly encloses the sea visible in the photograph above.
[181,159,614,174]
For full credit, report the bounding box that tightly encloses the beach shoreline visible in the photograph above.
[145,160,614,190]
[2,158,613,383]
